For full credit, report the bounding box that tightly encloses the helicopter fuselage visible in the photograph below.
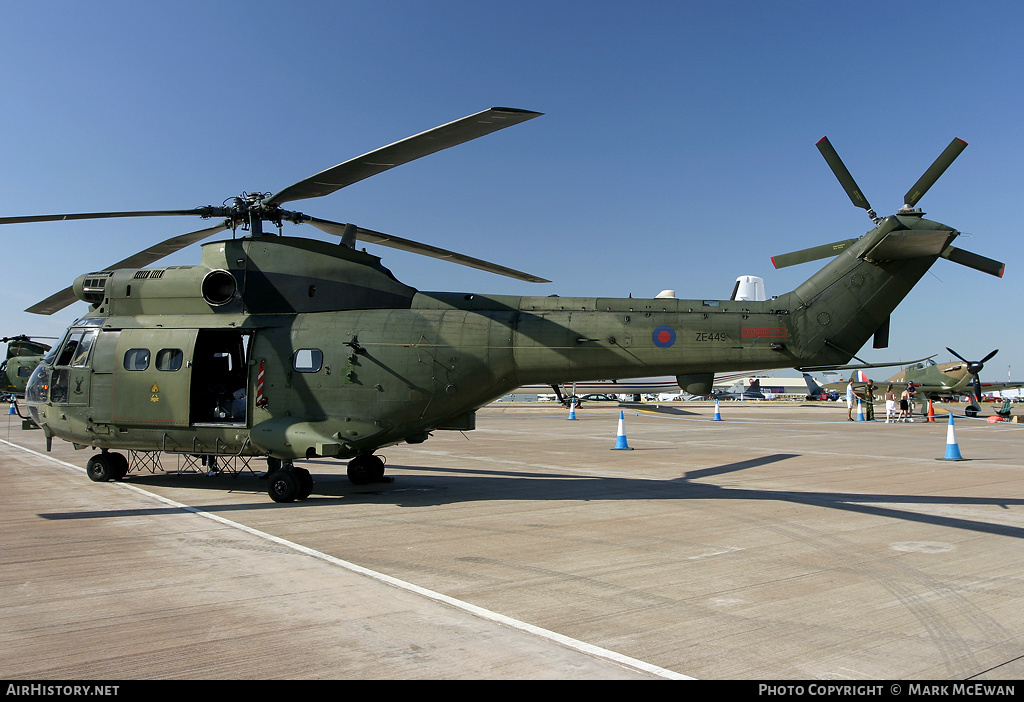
[23,220,950,463]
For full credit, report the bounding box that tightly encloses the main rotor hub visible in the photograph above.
[217,193,295,235]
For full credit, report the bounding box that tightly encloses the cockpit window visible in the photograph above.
[71,330,97,367]
[55,331,85,366]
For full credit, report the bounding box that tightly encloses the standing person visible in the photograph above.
[864,379,877,421]
[899,383,914,422]
[846,376,860,421]
[885,383,897,423]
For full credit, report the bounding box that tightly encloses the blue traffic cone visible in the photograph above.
[856,399,865,422]
[612,411,633,450]
[567,399,577,420]
[938,412,966,461]
[7,403,14,415]
[713,399,722,421]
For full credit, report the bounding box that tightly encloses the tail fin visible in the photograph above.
[773,136,1003,369]
[802,373,825,396]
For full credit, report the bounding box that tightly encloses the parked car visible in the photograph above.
[580,394,620,402]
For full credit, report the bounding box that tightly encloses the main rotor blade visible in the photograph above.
[304,216,550,283]
[940,245,1004,277]
[267,107,543,206]
[816,137,873,213]
[27,221,231,315]
[0,208,214,226]
[903,137,967,208]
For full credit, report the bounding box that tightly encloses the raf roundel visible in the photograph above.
[652,325,676,348]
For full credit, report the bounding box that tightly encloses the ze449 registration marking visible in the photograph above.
[695,332,728,341]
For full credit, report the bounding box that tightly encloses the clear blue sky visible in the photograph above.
[1,1,1021,384]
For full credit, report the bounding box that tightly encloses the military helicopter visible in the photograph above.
[0,335,53,398]
[1,108,1005,502]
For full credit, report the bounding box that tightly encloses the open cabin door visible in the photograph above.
[189,329,252,427]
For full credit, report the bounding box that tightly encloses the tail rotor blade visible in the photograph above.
[771,238,857,269]
[903,138,967,208]
[941,245,1005,277]
[817,137,874,217]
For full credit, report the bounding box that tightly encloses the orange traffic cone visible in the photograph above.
[927,399,935,422]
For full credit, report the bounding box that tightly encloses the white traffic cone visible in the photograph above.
[612,411,633,450]
[567,399,577,420]
[713,399,722,421]
[855,398,865,422]
[937,412,966,461]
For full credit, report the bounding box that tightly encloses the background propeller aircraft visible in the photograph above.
[0,108,1006,502]
[820,348,1024,417]
[887,348,1023,417]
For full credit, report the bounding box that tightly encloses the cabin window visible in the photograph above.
[124,348,151,371]
[156,348,183,371]
[293,348,323,373]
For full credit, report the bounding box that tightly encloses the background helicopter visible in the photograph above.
[1,108,1005,502]
[0,335,54,399]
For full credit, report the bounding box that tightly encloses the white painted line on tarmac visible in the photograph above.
[2,437,694,681]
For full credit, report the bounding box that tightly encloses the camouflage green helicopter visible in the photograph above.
[0,336,53,398]
[0,108,1004,502]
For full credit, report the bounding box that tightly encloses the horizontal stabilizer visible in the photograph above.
[863,229,955,261]
[941,246,1005,277]
[771,239,856,269]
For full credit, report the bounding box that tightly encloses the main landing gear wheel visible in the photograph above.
[109,452,129,481]
[347,453,386,485]
[267,466,314,503]
[87,451,128,482]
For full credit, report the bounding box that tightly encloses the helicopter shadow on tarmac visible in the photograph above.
[37,453,1024,542]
